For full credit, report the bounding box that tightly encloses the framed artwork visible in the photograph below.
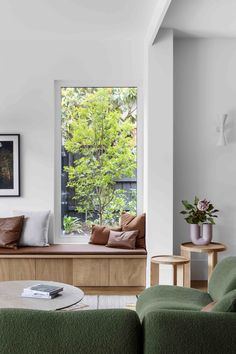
[0,134,20,196]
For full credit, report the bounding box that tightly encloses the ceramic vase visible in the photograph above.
[190,224,213,245]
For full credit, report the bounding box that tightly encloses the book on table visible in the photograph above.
[21,284,63,299]
[21,292,59,299]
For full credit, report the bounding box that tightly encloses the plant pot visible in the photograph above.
[190,224,213,245]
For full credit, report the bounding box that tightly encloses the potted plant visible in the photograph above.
[63,216,82,235]
[180,197,219,245]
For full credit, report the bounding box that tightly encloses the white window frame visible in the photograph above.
[54,80,144,243]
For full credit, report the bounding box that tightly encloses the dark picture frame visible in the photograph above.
[0,134,20,197]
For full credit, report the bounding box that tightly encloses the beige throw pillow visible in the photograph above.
[13,210,50,247]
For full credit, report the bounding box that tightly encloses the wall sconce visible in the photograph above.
[217,114,228,146]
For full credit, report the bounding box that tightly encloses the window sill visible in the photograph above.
[56,233,90,244]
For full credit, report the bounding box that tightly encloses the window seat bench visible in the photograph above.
[0,244,147,295]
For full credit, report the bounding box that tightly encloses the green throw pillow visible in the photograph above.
[211,289,236,312]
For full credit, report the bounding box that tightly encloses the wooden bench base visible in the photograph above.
[0,254,146,295]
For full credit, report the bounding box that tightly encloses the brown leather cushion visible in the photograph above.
[121,213,146,248]
[201,301,217,312]
[89,225,122,245]
[0,216,24,249]
[0,243,147,255]
[106,230,139,249]
[120,212,136,227]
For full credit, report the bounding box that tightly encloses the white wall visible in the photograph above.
[174,38,236,279]
[145,29,174,284]
[0,39,144,243]
[163,0,236,38]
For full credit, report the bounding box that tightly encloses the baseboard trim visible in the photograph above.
[81,286,145,295]
[191,280,208,292]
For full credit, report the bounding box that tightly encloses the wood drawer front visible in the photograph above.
[35,259,73,285]
[0,259,35,281]
[73,259,109,286]
[109,259,146,286]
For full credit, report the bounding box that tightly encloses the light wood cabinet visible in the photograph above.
[73,259,109,286]
[0,259,35,281]
[36,259,73,284]
[109,259,146,286]
[0,255,146,294]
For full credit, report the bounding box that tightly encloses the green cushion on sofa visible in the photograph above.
[136,285,212,320]
[209,257,236,301]
[211,289,236,312]
[0,308,142,354]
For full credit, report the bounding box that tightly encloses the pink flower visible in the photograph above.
[197,199,210,212]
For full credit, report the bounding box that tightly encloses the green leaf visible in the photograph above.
[194,196,199,205]
[182,200,194,210]
[207,217,215,224]
[208,204,214,211]
[213,209,219,213]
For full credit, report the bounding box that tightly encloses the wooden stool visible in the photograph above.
[151,255,190,287]
[181,242,226,288]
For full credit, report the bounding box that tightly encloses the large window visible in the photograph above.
[61,87,137,236]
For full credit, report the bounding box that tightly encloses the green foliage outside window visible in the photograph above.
[61,87,137,228]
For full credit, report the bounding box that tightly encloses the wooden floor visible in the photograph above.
[83,295,137,309]
[191,280,208,292]
[83,281,208,309]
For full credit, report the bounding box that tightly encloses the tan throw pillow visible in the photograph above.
[0,216,24,249]
[201,301,217,312]
[120,212,136,227]
[106,230,139,249]
[121,213,146,249]
[89,225,122,245]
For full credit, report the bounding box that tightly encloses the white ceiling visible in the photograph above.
[0,0,158,40]
[162,0,236,38]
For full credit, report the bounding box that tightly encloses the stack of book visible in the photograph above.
[21,284,63,299]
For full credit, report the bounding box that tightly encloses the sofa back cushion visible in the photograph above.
[209,257,236,301]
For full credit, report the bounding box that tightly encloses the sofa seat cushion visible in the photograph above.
[136,285,212,320]
[0,243,147,256]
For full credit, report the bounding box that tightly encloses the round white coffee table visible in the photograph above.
[0,280,84,311]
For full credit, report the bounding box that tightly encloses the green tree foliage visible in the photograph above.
[62,87,137,226]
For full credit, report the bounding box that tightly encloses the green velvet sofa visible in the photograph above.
[0,308,142,354]
[0,257,235,354]
[136,256,236,354]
